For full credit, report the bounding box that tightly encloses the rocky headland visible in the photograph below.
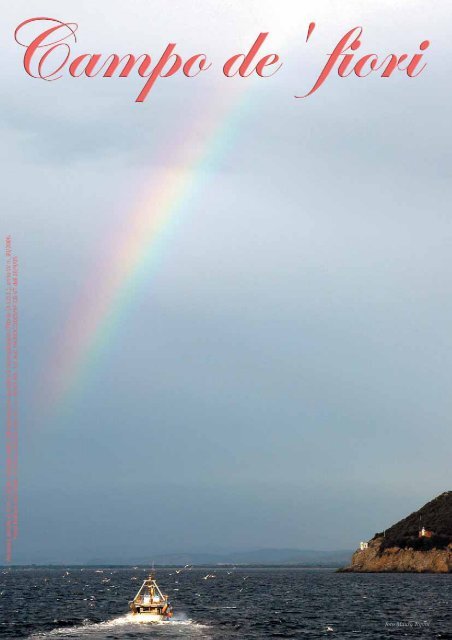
[341,491,452,573]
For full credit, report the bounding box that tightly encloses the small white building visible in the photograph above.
[360,541,369,551]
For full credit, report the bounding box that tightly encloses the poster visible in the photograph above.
[1,1,451,638]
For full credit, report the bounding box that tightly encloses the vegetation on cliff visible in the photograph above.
[341,491,452,572]
[374,491,452,551]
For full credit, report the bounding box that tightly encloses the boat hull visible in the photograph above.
[132,611,167,622]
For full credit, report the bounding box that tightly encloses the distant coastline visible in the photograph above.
[1,547,352,568]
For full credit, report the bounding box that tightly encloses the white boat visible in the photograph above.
[129,573,173,621]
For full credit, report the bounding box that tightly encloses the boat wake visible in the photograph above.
[28,613,211,639]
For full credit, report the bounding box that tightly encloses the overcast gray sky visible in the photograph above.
[1,0,451,563]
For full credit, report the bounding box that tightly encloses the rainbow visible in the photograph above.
[44,83,252,413]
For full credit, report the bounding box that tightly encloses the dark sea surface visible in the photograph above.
[0,567,451,639]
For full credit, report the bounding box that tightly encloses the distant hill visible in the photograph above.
[374,490,452,551]
[86,548,353,567]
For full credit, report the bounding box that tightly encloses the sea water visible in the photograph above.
[1,567,450,639]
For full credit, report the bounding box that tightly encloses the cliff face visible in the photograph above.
[341,491,452,573]
[342,537,452,573]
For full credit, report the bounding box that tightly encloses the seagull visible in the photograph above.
[326,626,334,632]
[175,564,192,574]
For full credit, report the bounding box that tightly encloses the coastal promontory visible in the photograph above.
[341,491,452,573]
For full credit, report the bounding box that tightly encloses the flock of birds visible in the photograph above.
[165,564,250,587]
[160,565,336,630]
[161,567,334,630]
[0,567,337,634]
